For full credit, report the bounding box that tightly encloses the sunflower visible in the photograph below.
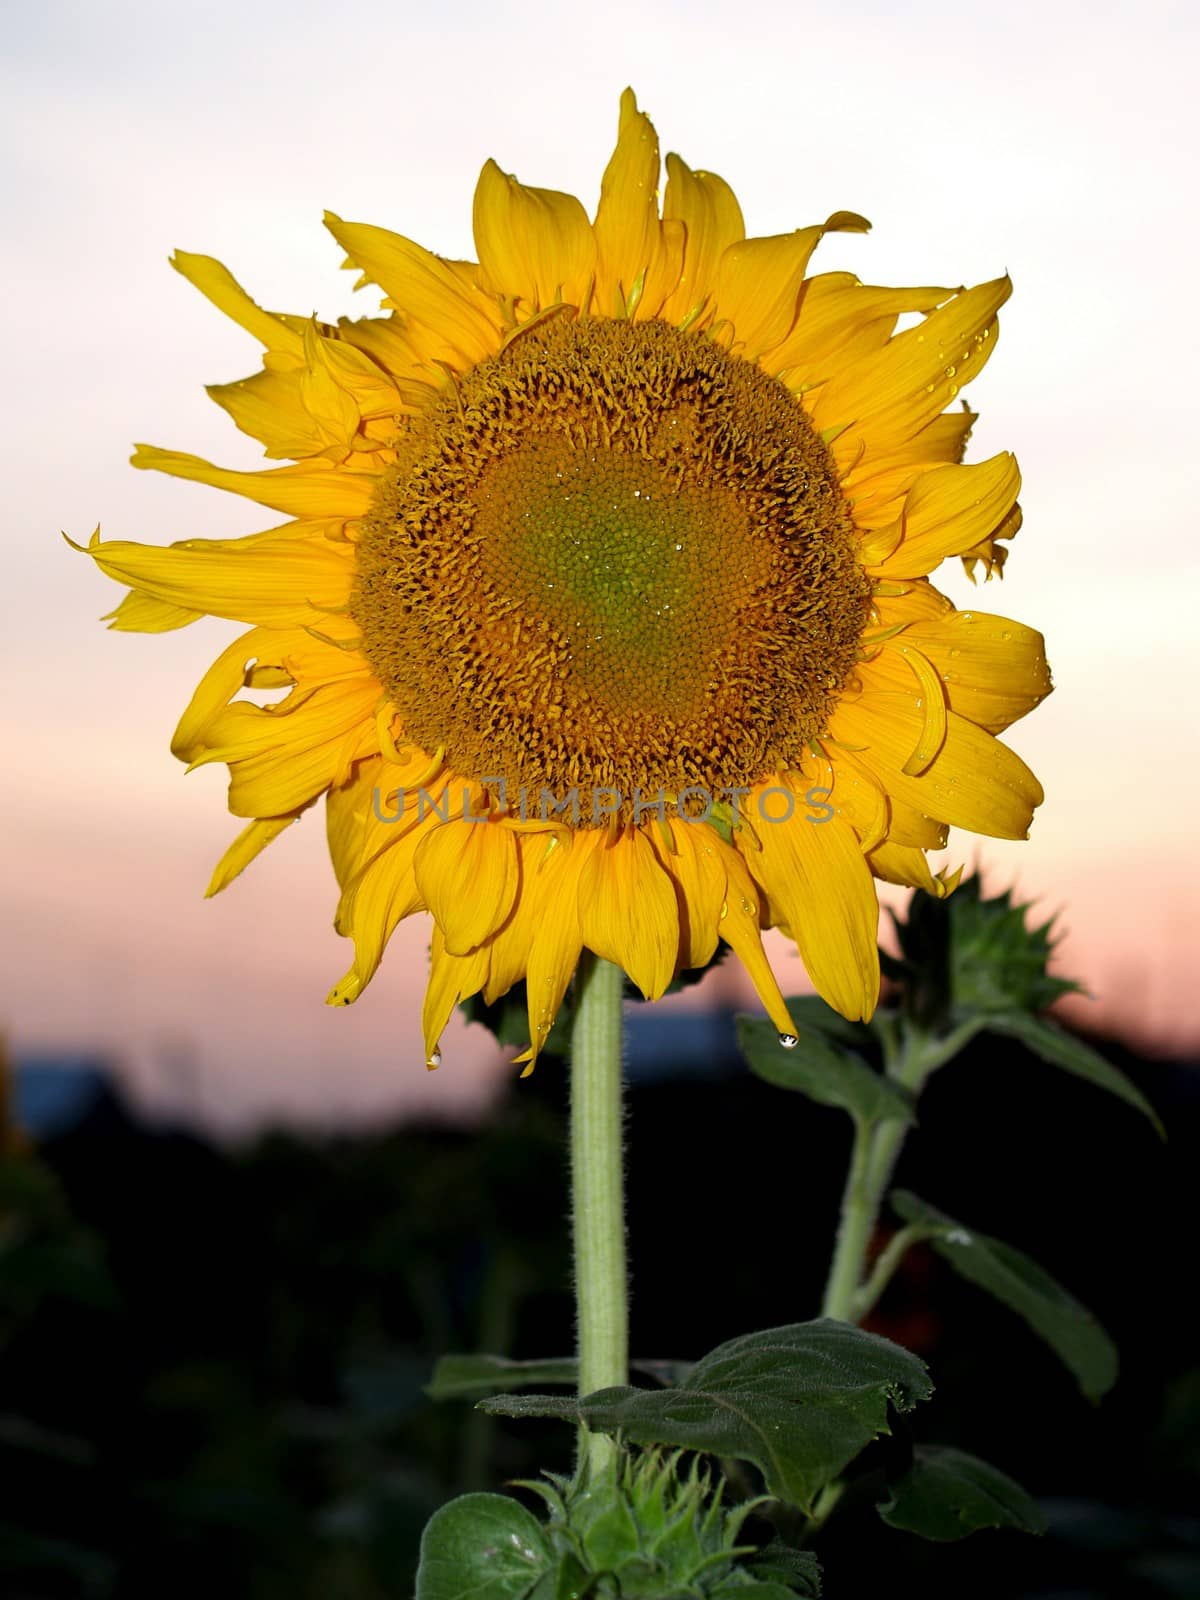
[82,90,1050,1070]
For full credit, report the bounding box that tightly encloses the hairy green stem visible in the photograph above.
[570,953,628,1475]
[851,1221,936,1321]
[822,1018,981,1323]
[821,1118,874,1321]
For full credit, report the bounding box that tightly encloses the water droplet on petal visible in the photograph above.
[778,1033,799,1050]
[426,1048,442,1070]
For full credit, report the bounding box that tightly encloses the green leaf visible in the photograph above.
[737,1019,913,1127]
[879,1445,1047,1540]
[479,1320,932,1513]
[981,1011,1163,1137]
[428,1354,686,1401]
[427,1355,580,1401]
[415,1492,551,1600]
[891,1192,1118,1400]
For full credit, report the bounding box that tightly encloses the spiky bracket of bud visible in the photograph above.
[882,874,1080,1030]
[416,1446,819,1599]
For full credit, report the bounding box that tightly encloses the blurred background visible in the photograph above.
[1,0,1197,1595]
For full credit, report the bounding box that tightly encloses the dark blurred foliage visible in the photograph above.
[1,1020,1196,1600]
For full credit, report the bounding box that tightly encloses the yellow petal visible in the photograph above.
[765,273,952,380]
[845,409,979,537]
[637,217,686,321]
[184,668,381,816]
[102,590,203,632]
[891,642,950,777]
[650,819,723,970]
[578,827,678,1000]
[659,155,744,324]
[413,817,520,957]
[207,367,340,461]
[172,627,276,759]
[87,523,354,628]
[334,314,450,398]
[867,842,962,898]
[324,213,502,366]
[811,277,1011,454]
[868,577,956,630]
[902,611,1053,733]
[718,844,798,1039]
[472,160,597,311]
[327,824,430,1006]
[326,752,463,890]
[831,697,1043,840]
[816,753,889,853]
[327,757,389,889]
[479,834,542,1004]
[744,786,880,1022]
[171,626,371,760]
[206,813,305,896]
[131,445,378,518]
[520,835,589,1067]
[593,88,663,316]
[821,743,948,851]
[420,928,491,1064]
[869,454,1021,580]
[170,251,303,355]
[715,213,869,358]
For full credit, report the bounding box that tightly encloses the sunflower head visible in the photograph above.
[83,89,1050,1068]
[356,312,870,822]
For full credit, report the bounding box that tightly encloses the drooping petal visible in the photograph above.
[577,826,678,1000]
[650,817,724,970]
[414,816,520,956]
[743,785,880,1021]
[327,837,429,1007]
[519,835,590,1067]
[215,682,383,817]
[421,928,491,1065]
[718,843,798,1039]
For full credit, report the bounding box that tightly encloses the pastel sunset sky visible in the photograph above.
[3,0,1196,1132]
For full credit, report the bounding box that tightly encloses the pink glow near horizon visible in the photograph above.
[3,0,1197,1131]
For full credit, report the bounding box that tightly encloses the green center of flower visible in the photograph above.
[472,430,767,725]
[355,315,869,819]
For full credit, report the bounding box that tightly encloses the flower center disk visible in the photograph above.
[356,316,869,819]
